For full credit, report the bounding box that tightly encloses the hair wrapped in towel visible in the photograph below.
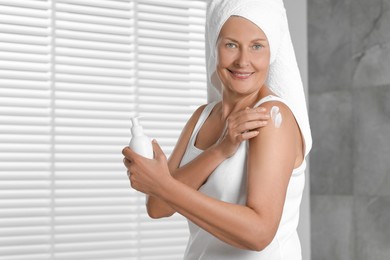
[205,0,312,156]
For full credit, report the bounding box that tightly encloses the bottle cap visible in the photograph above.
[131,117,144,136]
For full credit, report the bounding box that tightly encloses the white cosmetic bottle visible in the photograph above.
[129,117,153,159]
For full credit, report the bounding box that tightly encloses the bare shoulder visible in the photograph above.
[258,100,297,132]
[250,100,302,156]
[187,104,208,128]
[192,104,208,119]
[251,100,303,166]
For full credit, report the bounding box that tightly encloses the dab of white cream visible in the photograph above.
[270,106,282,128]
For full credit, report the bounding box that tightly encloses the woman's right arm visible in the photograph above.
[146,105,269,218]
[146,104,226,218]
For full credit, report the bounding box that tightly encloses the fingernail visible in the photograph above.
[257,107,266,112]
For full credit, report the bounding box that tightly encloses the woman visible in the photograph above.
[122,0,312,259]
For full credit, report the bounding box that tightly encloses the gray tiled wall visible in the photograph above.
[308,0,390,259]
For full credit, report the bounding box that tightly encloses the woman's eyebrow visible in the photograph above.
[222,37,267,42]
[222,37,239,42]
[252,38,267,42]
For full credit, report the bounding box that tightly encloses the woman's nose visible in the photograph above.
[234,49,250,67]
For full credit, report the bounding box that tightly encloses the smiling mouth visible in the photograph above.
[228,69,254,79]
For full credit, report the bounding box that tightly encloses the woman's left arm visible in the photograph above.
[126,101,303,251]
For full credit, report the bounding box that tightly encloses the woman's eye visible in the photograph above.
[252,44,263,50]
[226,43,237,48]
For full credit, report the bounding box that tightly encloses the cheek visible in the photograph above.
[217,48,235,67]
[262,51,271,67]
[255,54,270,71]
[216,53,230,82]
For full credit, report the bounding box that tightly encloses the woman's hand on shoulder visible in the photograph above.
[216,106,270,158]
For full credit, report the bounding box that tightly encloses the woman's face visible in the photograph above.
[216,16,270,98]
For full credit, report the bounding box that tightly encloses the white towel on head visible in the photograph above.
[205,0,312,156]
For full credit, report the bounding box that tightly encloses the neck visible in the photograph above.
[220,86,269,121]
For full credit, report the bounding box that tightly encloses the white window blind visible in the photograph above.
[135,1,206,259]
[0,0,207,259]
[53,0,137,259]
[0,0,52,259]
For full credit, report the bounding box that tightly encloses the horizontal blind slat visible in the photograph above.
[0,5,49,18]
[57,0,131,11]
[0,14,50,27]
[56,12,133,27]
[0,24,50,36]
[0,1,49,10]
[56,30,134,45]
[138,21,204,33]
[55,3,130,18]
[138,4,205,18]
[0,79,50,89]
[139,0,206,9]
[56,20,131,35]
